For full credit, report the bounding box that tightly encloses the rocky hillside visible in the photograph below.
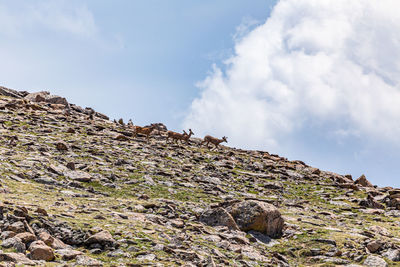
[0,86,399,266]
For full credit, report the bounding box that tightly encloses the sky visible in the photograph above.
[1,0,400,187]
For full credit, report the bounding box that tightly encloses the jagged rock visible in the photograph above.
[363,255,387,267]
[25,91,69,107]
[229,200,284,238]
[199,207,240,230]
[354,174,373,187]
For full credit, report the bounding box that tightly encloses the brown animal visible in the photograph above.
[166,129,194,144]
[182,129,194,144]
[133,125,155,142]
[201,135,228,149]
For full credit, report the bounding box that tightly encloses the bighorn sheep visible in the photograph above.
[133,125,155,142]
[166,129,194,144]
[201,135,228,149]
[182,129,194,144]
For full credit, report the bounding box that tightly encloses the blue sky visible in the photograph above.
[1,0,400,187]
[0,0,275,126]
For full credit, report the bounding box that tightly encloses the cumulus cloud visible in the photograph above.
[184,0,400,151]
[0,0,97,37]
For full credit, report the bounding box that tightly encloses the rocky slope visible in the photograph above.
[0,86,399,266]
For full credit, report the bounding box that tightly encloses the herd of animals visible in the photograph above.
[114,119,228,150]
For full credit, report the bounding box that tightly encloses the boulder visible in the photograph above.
[28,240,54,261]
[199,207,240,230]
[382,248,400,261]
[354,174,373,187]
[56,248,83,260]
[14,232,36,244]
[363,255,387,267]
[228,200,284,238]
[0,252,35,265]
[75,255,103,266]
[64,170,92,182]
[85,230,116,247]
[366,240,383,253]
[38,232,68,249]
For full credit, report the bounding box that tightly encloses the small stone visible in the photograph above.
[66,162,76,170]
[55,141,68,151]
[36,207,48,216]
[367,240,383,253]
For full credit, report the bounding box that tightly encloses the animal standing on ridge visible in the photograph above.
[166,129,194,144]
[182,129,194,144]
[133,125,155,142]
[201,135,228,150]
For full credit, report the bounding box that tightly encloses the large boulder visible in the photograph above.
[85,230,116,248]
[363,255,387,267]
[199,207,240,230]
[28,240,54,261]
[228,200,284,238]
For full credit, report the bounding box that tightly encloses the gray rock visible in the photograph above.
[382,248,400,261]
[364,255,388,267]
[199,207,239,230]
[75,255,103,266]
[229,200,284,238]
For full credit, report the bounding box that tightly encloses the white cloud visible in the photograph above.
[184,0,400,151]
[0,1,97,38]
